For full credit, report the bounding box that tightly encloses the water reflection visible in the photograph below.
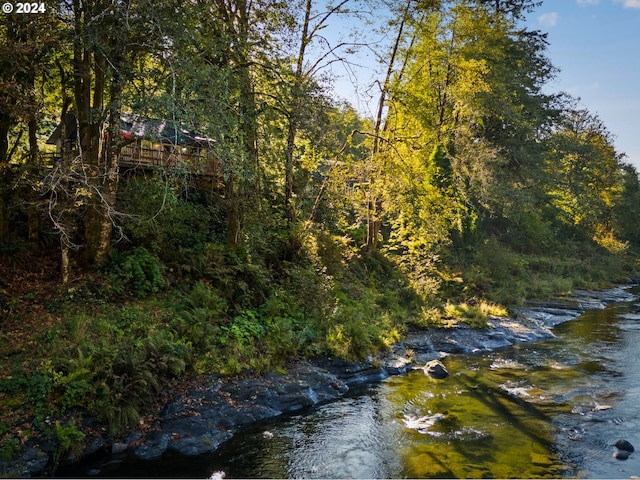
[91,294,640,478]
[210,298,640,479]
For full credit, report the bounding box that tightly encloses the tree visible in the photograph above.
[0,11,60,242]
[280,0,358,251]
[546,108,628,252]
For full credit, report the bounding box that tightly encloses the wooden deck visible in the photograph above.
[41,144,222,179]
[119,144,222,178]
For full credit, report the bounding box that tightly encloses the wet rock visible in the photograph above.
[0,446,50,478]
[134,362,352,460]
[402,413,446,434]
[383,355,413,375]
[310,358,388,386]
[573,287,636,304]
[83,436,109,456]
[133,431,170,460]
[613,449,631,460]
[423,360,449,379]
[111,442,128,454]
[167,432,232,456]
[125,431,143,448]
[615,439,635,452]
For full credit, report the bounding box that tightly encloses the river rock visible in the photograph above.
[133,431,170,460]
[111,442,128,454]
[310,358,389,386]
[167,432,232,456]
[132,361,352,459]
[423,360,449,379]
[614,449,631,460]
[615,439,635,452]
[383,355,413,376]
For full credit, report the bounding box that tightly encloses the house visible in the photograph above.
[46,113,222,179]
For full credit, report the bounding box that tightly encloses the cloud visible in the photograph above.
[615,0,640,7]
[538,12,559,27]
[577,0,599,4]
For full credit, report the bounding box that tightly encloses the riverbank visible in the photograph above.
[6,285,633,478]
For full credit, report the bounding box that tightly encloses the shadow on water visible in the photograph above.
[458,372,552,448]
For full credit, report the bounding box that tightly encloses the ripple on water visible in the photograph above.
[101,289,639,479]
[490,358,527,370]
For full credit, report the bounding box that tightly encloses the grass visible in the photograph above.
[415,300,509,330]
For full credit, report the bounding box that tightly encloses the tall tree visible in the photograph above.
[0,11,59,242]
[546,108,628,251]
[282,0,354,241]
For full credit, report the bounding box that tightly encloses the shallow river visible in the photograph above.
[96,291,640,478]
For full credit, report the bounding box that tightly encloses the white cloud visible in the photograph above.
[538,12,560,27]
[577,0,599,4]
[615,0,640,8]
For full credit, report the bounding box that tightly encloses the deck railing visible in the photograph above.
[119,144,221,178]
[41,144,222,179]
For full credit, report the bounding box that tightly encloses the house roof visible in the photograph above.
[47,113,215,148]
[120,113,215,147]
[46,113,77,145]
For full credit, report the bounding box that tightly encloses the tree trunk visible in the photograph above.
[27,112,39,242]
[0,112,11,241]
[95,67,123,266]
[81,50,106,265]
[366,0,413,251]
[225,175,242,248]
[0,190,8,242]
[61,242,71,285]
[284,0,312,228]
[221,0,259,250]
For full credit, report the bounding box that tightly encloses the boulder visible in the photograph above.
[423,360,449,379]
[615,439,635,452]
[614,450,630,460]
[133,431,169,461]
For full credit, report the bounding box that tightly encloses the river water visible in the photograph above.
[96,291,640,478]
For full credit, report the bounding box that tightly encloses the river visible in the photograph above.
[90,290,640,478]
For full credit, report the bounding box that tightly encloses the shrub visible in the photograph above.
[108,247,165,297]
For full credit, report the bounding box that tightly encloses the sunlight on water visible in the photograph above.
[206,295,640,479]
[85,291,640,478]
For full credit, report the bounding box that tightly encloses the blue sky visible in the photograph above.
[533,0,640,169]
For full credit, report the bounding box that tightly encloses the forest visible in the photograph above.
[1,0,640,468]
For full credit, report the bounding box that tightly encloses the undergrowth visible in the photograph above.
[1,177,638,466]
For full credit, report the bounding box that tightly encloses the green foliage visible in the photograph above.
[52,420,85,467]
[117,178,225,267]
[0,435,19,462]
[461,234,637,305]
[108,247,165,297]
[427,143,453,189]
[0,365,53,419]
[34,304,191,433]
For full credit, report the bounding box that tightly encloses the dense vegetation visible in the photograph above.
[1,0,639,467]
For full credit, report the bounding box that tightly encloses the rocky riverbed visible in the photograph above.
[2,286,637,477]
